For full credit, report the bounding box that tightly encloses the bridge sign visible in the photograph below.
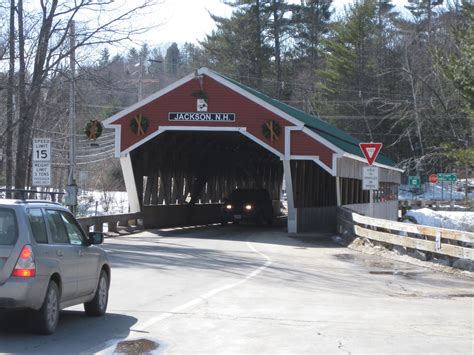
[408,176,421,187]
[437,173,457,182]
[362,166,379,190]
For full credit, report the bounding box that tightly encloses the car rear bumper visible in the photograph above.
[0,275,49,310]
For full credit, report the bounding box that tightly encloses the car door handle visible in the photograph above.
[78,250,84,257]
[56,250,63,257]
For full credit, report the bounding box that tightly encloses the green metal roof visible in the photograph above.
[217,72,396,167]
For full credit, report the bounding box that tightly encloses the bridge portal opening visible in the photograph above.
[130,130,284,228]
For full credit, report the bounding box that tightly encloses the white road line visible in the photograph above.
[136,236,272,331]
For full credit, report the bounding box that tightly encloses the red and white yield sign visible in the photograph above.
[359,143,383,165]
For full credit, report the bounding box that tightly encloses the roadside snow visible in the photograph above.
[77,190,129,217]
[406,208,474,232]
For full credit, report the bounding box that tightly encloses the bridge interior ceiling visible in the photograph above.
[130,131,284,206]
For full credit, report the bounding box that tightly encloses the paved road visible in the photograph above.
[1,225,473,354]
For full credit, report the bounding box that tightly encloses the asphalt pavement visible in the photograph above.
[0,224,473,354]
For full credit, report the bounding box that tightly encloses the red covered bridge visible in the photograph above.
[103,68,402,233]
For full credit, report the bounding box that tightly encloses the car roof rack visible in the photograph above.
[0,188,65,202]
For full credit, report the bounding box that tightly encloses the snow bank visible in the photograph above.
[406,208,474,232]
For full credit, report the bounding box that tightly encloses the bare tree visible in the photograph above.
[12,0,157,190]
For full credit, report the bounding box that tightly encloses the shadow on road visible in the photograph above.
[0,310,137,354]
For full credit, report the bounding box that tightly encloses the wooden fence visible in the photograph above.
[337,207,474,261]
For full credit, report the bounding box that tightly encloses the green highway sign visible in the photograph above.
[437,173,457,182]
[408,176,421,187]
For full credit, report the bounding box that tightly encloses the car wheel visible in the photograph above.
[34,281,60,335]
[84,270,109,317]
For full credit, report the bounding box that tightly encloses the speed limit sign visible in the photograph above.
[32,138,51,187]
[32,138,51,161]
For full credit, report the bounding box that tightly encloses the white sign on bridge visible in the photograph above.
[363,166,379,190]
[32,138,51,187]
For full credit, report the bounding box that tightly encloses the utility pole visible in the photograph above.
[6,0,15,198]
[66,21,78,214]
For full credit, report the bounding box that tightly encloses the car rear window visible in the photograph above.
[0,208,18,246]
[27,208,48,244]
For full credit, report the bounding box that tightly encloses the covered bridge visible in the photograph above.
[103,68,402,233]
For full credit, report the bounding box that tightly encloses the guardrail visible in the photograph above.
[77,213,142,233]
[337,207,474,261]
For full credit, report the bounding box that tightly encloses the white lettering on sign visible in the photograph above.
[363,166,379,190]
[168,112,235,122]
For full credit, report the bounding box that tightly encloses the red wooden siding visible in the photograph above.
[290,131,334,168]
[115,75,293,153]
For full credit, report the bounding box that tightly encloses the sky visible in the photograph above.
[143,0,410,46]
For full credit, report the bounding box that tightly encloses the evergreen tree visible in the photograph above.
[201,9,272,89]
[293,0,332,68]
[165,42,181,78]
[315,0,408,161]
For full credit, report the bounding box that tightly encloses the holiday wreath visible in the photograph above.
[84,119,103,140]
[130,113,149,136]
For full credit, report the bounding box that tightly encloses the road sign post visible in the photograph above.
[437,173,457,202]
[360,143,383,218]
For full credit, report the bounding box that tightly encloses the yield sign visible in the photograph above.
[359,143,383,165]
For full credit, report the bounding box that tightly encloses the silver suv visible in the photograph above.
[0,199,110,334]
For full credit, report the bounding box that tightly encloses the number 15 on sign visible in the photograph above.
[33,138,51,161]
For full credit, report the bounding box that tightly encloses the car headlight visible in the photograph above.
[245,204,252,211]
[226,204,233,210]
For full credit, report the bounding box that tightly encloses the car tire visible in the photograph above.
[34,281,60,335]
[84,270,109,317]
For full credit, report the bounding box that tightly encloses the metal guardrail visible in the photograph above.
[337,207,474,261]
[77,213,142,233]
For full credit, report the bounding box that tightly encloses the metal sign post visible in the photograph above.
[437,173,457,204]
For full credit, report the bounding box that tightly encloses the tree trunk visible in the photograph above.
[272,0,282,98]
[14,0,58,190]
[255,0,263,89]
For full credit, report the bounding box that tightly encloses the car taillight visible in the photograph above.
[12,245,36,278]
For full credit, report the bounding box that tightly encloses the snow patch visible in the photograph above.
[405,208,474,232]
